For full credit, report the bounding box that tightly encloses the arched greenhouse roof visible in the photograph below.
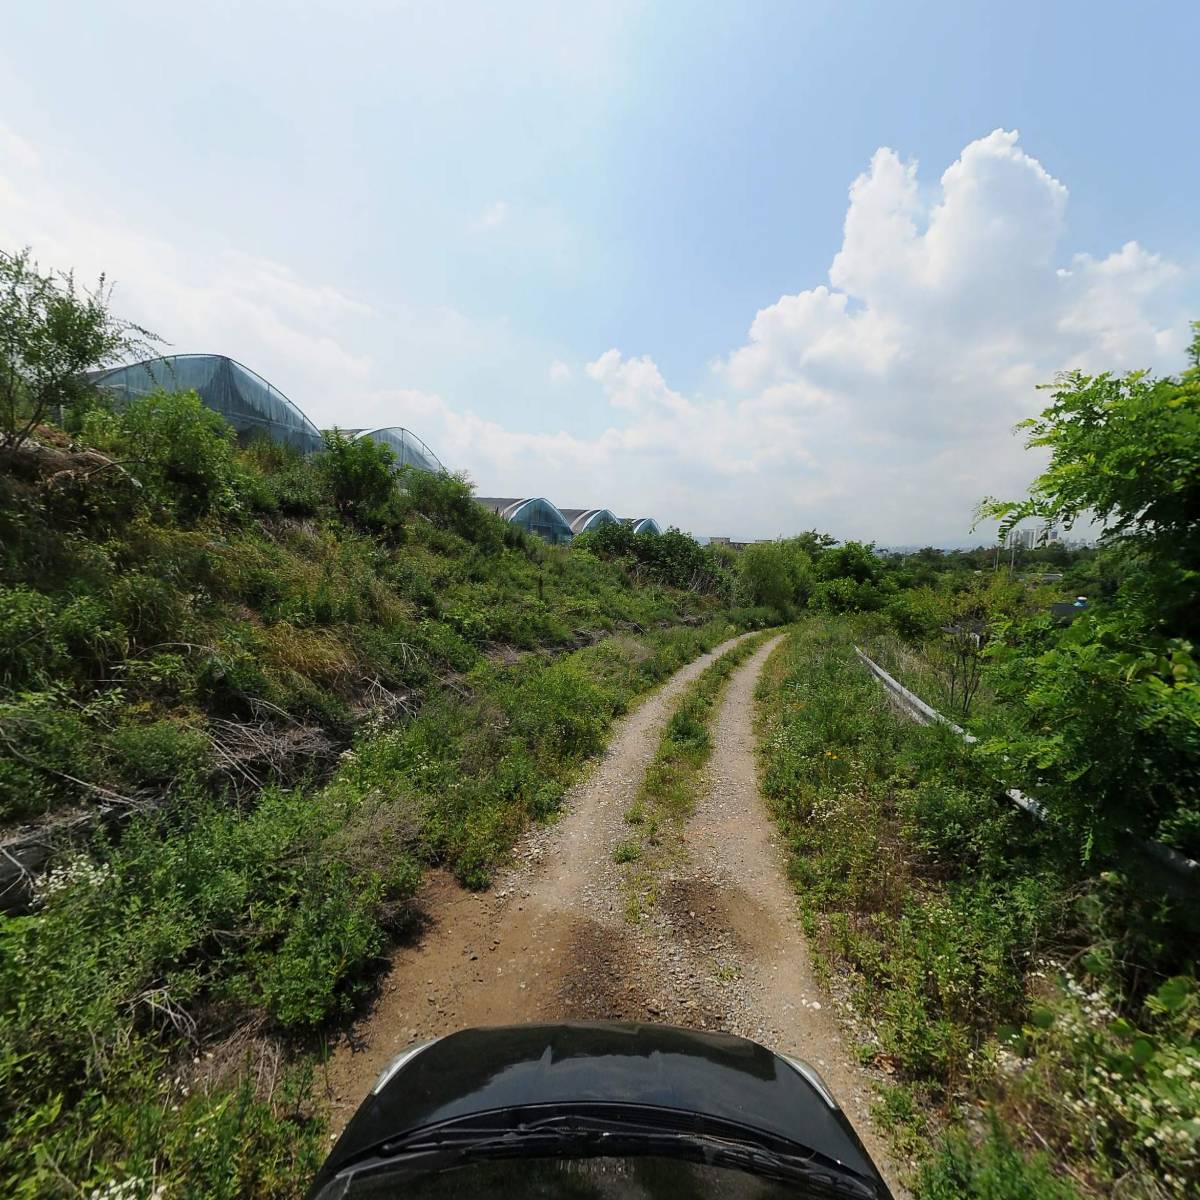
[475,496,574,544]
[88,353,324,455]
[342,426,444,473]
[622,516,663,535]
[559,508,619,535]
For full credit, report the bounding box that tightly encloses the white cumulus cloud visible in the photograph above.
[0,124,1191,542]
[469,200,511,232]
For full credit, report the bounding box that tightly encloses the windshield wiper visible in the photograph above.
[378,1113,879,1198]
[700,1142,878,1198]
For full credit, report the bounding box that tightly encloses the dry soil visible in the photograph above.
[320,631,903,1194]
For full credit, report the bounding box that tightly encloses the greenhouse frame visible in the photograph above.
[623,517,663,535]
[474,500,667,545]
[475,497,575,544]
[85,354,666,545]
[341,427,445,473]
[559,507,620,535]
[88,354,325,455]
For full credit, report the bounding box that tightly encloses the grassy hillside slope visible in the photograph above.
[0,392,743,1198]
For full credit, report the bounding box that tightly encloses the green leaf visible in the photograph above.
[1129,1037,1155,1066]
[1029,1005,1055,1030]
[1152,976,1193,1015]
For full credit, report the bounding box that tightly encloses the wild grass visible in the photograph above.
[616,631,771,913]
[756,616,1199,1199]
[0,402,745,1197]
[2,616,746,1198]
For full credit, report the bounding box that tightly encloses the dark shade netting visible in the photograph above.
[475,496,576,544]
[622,516,663,535]
[342,427,444,473]
[88,354,325,455]
[558,507,619,535]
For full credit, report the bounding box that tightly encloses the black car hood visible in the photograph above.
[316,1022,882,1192]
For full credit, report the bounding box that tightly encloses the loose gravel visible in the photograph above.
[320,630,904,1194]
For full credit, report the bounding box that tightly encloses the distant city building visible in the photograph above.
[1008,526,1039,550]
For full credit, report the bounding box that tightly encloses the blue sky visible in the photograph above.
[1,1,1196,542]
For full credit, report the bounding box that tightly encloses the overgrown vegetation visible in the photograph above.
[758,619,1198,1198]
[0,247,156,451]
[755,333,1199,1196]
[617,631,771,917]
[0,253,751,1197]
[4,244,1195,1197]
[972,329,1200,862]
[573,520,733,599]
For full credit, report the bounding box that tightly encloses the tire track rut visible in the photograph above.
[320,630,902,1193]
[321,632,754,1125]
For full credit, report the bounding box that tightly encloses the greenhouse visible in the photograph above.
[623,517,663,535]
[88,354,324,455]
[342,427,444,473]
[84,355,665,543]
[559,507,620,535]
[475,497,575,544]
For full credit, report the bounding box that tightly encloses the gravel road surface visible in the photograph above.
[321,631,902,1193]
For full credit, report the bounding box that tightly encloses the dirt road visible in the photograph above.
[321,631,902,1191]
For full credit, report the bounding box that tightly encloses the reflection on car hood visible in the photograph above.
[316,1022,883,1192]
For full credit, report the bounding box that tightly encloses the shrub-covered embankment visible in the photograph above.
[757,618,1199,1200]
[0,391,741,1197]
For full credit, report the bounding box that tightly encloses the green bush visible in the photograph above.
[575,523,733,596]
[811,575,886,613]
[917,1123,1080,1200]
[814,540,884,585]
[736,539,812,617]
[0,691,93,821]
[52,591,127,674]
[85,390,239,522]
[255,867,384,1025]
[982,615,1200,859]
[315,430,397,522]
[108,571,185,646]
[0,586,61,688]
[107,718,210,787]
[401,467,504,551]
[195,646,276,716]
[0,782,387,1194]
[885,586,949,641]
[238,439,329,517]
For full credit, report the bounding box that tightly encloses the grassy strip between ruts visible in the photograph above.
[755,617,1200,1200]
[616,630,774,921]
[1,615,749,1200]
